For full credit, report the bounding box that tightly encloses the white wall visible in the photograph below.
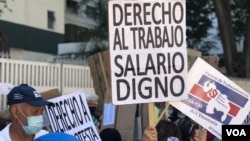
[10,48,53,62]
[1,0,64,34]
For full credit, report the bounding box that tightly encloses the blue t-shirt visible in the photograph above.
[34,132,81,141]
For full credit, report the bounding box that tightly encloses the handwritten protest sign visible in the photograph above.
[109,0,188,105]
[170,57,250,140]
[45,91,101,141]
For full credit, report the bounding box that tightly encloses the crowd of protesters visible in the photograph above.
[0,83,222,141]
[0,84,159,141]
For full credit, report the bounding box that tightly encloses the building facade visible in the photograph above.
[0,0,98,63]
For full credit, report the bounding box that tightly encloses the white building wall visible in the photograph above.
[10,48,53,62]
[1,0,64,34]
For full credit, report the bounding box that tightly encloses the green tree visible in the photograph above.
[81,0,250,78]
[186,0,217,55]
[212,0,250,77]
[82,0,217,56]
[78,0,109,57]
[0,0,12,58]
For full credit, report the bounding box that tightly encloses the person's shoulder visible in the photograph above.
[0,123,11,135]
[0,123,11,141]
[0,135,6,141]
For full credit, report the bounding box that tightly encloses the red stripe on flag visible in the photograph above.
[190,84,210,102]
[228,102,240,117]
[190,84,240,117]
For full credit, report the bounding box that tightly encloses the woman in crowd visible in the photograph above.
[177,118,207,141]
[156,119,181,141]
[99,128,122,141]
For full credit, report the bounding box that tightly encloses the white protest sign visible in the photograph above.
[170,57,250,140]
[45,91,101,141]
[109,0,188,105]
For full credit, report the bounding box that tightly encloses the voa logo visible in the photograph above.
[226,129,246,136]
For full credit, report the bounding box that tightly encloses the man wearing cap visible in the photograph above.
[0,84,53,141]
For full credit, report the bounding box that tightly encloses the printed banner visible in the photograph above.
[170,57,250,140]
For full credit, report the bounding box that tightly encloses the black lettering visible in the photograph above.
[72,96,84,125]
[114,55,124,77]
[112,2,184,26]
[46,105,64,132]
[90,126,100,140]
[121,28,128,50]
[136,54,146,75]
[115,75,185,101]
[154,26,162,48]
[133,3,142,25]
[64,98,76,128]
[173,2,184,24]
[175,26,183,47]
[69,97,82,127]
[113,4,123,26]
[61,99,71,130]
[79,95,91,123]
[162,2,171,24]
[114,52,180,77]
[132,78,136,99]
[145,54,156,75]
[163,26,174,47]
[138,27,146,49]
[157,53,167,74]
[143,3,151,25]
[124,3,132,25]
[130,26,183,48]
[74,126,100,141]
[152,3,161,24]
[139,77,152,99]
[172,52,184,73]
[113,28,122,50]
[170,75,185,96]
[155,76,168,98]
[55,102,67,132]
[130,27,138,49]
[117,79,130,101]
[124,55,136,76]
[146,27,154,48]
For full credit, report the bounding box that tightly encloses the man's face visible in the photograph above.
[87,100,97,107]
[17,103,45,125]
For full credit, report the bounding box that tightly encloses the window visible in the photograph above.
[48,11,55,29]
[66,0,78,13]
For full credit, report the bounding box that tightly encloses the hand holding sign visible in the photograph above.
[142,126,158,141]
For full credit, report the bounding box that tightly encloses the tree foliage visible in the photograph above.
[0,0,12,15]
[186,0,216,55]
[212,0,250,77]
[80,0,250,78]
[78,0,109,57]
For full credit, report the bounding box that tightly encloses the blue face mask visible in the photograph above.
[18,108,44,135]
[168,109,173,116]
[177,113,186,119]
